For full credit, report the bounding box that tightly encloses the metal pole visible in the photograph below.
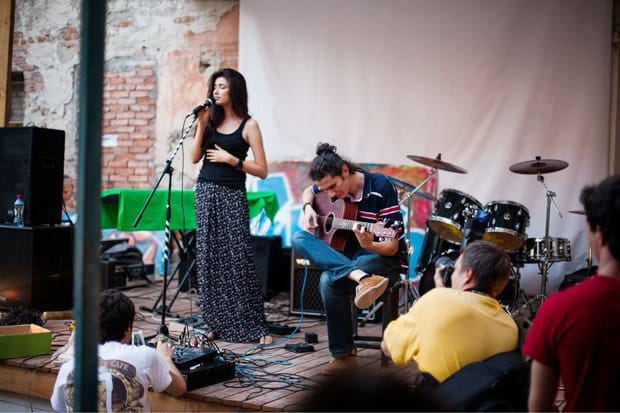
[74,1,106,411]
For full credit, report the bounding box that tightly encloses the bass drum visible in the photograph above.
[417,235,521,310]
[416,230,459,296]
[496,273,519,310]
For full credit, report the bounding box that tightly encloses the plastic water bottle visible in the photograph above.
[13,194,24,227]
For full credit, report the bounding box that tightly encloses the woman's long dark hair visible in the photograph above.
[201,68,250,152]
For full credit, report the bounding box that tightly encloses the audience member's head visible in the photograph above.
[298,366,431,411]
[456,240,512,297]
[580,174,620,261]
[99,289,136,344]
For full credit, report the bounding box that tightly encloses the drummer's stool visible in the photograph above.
[353,275,404,367]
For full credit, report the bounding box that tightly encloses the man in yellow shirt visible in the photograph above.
[381,240,518,383]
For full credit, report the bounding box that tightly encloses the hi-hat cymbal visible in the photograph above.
[386,175,435,201]
[509,156,568,174]
[568,209,586,215]
[407,153,467,173]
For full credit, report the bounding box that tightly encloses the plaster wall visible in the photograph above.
[11,0,240,208]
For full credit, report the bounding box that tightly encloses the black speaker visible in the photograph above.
[289,249,383,322]
[290,249,325,316]
[252,235,283,299]
[0,225,73,311]
[0,127,65,226]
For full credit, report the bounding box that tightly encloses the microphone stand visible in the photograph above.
[133,112,198,343]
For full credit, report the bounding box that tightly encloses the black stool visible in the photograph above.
[353,277,404,367]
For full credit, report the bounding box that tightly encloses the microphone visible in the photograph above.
[190,98,214,116]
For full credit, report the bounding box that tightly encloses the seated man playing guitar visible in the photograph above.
[291,142,407,373]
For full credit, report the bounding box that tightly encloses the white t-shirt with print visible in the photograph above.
[50,341,173,412]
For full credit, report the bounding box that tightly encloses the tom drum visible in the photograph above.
[483,200,530,251]
[427,189,482,244]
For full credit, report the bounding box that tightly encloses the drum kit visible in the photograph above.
[395,153,573,316]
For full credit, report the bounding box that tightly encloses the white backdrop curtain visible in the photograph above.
[239,0,612,293]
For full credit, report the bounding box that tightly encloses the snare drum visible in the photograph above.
[427,189,482,244]
[483,201,530,251]
[523,237,572,263]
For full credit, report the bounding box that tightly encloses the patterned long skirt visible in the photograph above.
[194,181,269,342]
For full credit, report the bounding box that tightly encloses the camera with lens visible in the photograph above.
[434,255,455,287]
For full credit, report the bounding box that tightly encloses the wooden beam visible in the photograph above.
[0,364,56,400]
[0,0,15,127]
[0,363,239,412]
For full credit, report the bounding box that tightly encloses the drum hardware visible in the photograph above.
[386,172,436,312]
[568,209,586,215]
[398,153,464,311]
[587,242,593,276]
[508,156,569,175]
[407,153,467,174]
[386,175,435,202]
[509,156,569,301]
[459,207,489,250]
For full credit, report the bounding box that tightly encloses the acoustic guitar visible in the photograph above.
[312,191,400,251]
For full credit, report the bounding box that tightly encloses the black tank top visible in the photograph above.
[197,118,250,190]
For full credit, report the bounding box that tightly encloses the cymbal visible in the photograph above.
[386,176,435,201]
[406,154,467,173]
[509,156,568,174]
[568,209,586,215]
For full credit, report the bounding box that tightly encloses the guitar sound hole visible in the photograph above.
[325,214,334,232]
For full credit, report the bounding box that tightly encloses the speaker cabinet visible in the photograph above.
[252,235,285,299]
[0,127,65,226]
[289,249,383,322]
[290,249,325,316]
[0,225,73,311]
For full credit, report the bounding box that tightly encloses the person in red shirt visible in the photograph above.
[523,174,620,412]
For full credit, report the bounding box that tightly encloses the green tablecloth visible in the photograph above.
[101,188,278,231]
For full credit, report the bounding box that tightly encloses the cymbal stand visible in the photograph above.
[537,172,563,238]
[399,169,436,312]
[521,174,563,319]
[399,168,437,206]
[537,172,563,294]
[586,243,593,275]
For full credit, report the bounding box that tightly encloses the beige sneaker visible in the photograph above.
[322,354,357,375]
[354,275,389,309]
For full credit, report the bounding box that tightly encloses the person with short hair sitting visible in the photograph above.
[381,240,518,384]
[51,289,186,412]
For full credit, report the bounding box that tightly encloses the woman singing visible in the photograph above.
[189,68,272,345]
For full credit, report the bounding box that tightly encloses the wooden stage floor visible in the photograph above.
[0,278,419,412]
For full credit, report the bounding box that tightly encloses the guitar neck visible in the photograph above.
[326,217,377,232]
[318,216,396,239]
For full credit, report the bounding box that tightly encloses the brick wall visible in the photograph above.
[102,65,156,189]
